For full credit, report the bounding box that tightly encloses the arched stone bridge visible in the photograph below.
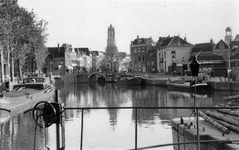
[87,72,117,82]
[88,72,106,82]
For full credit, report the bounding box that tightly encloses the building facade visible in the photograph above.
[156,36,193,74]
[148,48,157,73]
[213,39,231,68]
[130,36,155,73]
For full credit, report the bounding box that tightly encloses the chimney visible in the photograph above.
[210,39,214,45]
[58,43,60,54]
[178,35,180,46]
[137,35,139,44]
[159,37,161,41]
[184,34,187,42]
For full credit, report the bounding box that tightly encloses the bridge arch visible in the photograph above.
[88,72,107,82]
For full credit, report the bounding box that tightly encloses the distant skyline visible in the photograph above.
[18,0,239,53]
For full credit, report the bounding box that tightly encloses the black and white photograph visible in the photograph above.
[0,0,239,149]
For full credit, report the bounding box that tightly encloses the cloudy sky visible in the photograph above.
[18,0,239,53]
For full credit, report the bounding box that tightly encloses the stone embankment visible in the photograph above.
[172,94,239,150]
[138,73,239,91]
[172,116,239,150]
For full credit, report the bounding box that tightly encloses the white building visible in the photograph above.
[156,36,193,74]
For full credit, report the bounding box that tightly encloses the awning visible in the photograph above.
[66,66,73,70]
[71,63,78,67]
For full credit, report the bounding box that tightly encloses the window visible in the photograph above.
[142,56,144,62]
[139,56,141,62]
[219,43,224,49]
[171,51,176,58]
[138,66,141,72]
[164,52,166,59]
[135,48,137,53]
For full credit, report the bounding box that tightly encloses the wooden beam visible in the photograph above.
[199,111,230,134]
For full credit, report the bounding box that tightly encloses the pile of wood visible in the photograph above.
[199,94,239,134]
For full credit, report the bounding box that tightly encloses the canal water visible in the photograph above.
[1,83,238,150]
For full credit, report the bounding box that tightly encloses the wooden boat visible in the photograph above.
[0,77,54,124]
[168,90,208,99]
[116,75,143,85]
[166,78,209,92]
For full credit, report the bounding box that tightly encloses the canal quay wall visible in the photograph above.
[56,73,239,91]
[207,81,239,91]
[172,117,239,150]
[59,74,88,85]
[142,74,239,91]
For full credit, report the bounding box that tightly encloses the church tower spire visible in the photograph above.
[106,24,118,56]
[107,24,116,46]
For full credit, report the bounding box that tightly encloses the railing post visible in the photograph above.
[80,109,84,150]
[55,90,60,150]
[135,108,137,150]
[196,108,200,150]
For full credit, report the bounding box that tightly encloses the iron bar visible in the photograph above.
[80,109,84,150]
[135,108,137,150]
[128,139,236,150]
[55,90,60,150]
[196,109,200,150]
[63,106,239,150]
[65,106,239,110]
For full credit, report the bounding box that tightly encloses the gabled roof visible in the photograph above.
[160,37,173,47]
[230,53,239,60]
[214,39,230,49]
[48,47,65,57]
[74,48,90,56]
[230,41,239,52]
[188,52,224,61]
[90,51,99,56]
[156,36,169,47]
[191,43,213,53]
[158,36,193,47]
[169,36,193,46]
[132,37,154,45]
[234,34,239,41]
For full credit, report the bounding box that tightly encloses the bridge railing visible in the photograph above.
[64,106,238,150]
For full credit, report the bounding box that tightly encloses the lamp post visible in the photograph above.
[190,54,200,150]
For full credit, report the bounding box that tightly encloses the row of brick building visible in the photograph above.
[130,27,239,76]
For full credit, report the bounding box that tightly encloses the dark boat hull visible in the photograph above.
[116,77,142,85]
[166,82,209,92]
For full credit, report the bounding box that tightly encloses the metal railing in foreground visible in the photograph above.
[65,106,239,150]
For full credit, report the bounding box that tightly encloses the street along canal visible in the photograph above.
[0,83,238,150]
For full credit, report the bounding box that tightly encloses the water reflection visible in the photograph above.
[0,113,47,150]
[1,83,236,150]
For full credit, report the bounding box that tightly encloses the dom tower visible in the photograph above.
[105,24,118,56]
